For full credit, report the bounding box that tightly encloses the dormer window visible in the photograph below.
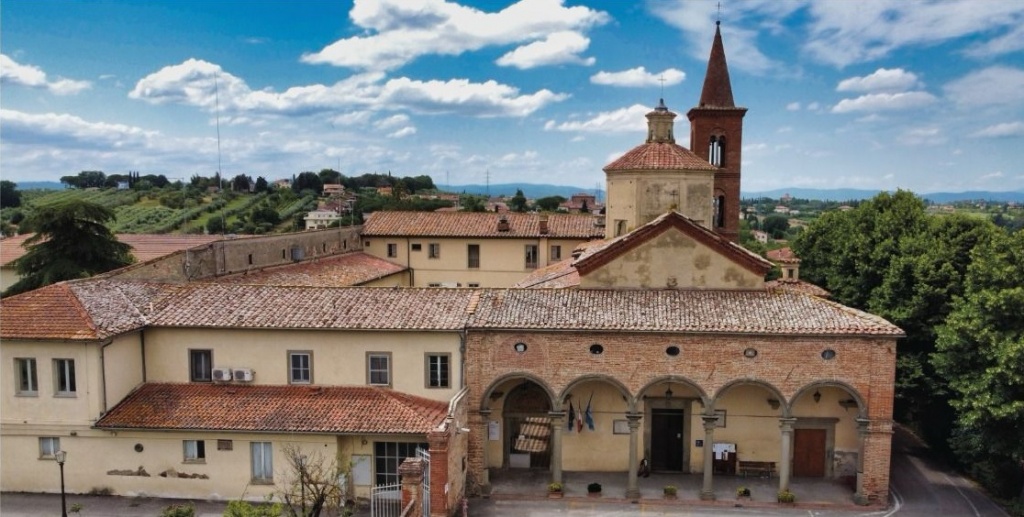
[709,135,725,166]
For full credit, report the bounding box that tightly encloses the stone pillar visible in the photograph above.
[700,414,718,500]
[626,413,643,500]
[778,417,797,492]
[399,457,425,517]
[854,417,869,505]
[478,409,491,494]
[548,411,566,485]
[427,430,450,517]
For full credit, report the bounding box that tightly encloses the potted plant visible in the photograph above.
[547,482,563,498]
[663,485,678,499]
[736,486,751,499]
[777,489,796,505]
[587,482,602,497]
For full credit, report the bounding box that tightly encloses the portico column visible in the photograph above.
[700,414,718,500]
[854,417,870,505]
[778,417,797,492]
[478,409,492,492]
[548,411,566,485]
[625,413,643,500]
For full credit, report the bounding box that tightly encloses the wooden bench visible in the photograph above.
[738,461,775,478]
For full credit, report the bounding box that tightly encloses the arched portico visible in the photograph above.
[790,380,869,502]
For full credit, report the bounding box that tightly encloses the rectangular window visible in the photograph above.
[615,220,627,237]
[550,245,562,262]
[524,245,539,269]
[467,244,480,269]
[288,351,312,384]
[183,440,206,463]
[217,439,233,451]
[428,243,440,259]
[428,283,441,287]
[367,353,391,386]
[53,359,76,395]
[374,442,428,485]
[468,283,480,288]
[411,243,422,251]
[190,350,213,382]
[39,437,60,459]
[426,354,450,389]
[251,442,273,483]
[15,358,38,395]
[387,243,398,258]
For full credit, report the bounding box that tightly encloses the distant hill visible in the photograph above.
[438,183,604,200]
[13,181,64,191]
[743,188,1024,203]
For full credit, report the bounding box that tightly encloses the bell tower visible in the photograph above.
[687,21,747,242]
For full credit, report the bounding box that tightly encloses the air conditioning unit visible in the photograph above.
[212,367,233,383]
[233,368,255,382]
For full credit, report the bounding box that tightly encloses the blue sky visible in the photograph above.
[2,0,1023,194]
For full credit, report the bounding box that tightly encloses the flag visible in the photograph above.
[576,401,584,432]
[584,392,595,431]
[567,401,576,432]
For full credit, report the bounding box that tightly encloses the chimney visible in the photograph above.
[497,215,510,232]
[538,214,549,235]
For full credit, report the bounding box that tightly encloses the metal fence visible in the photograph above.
[417,448,431,517]
[370,482,402,517]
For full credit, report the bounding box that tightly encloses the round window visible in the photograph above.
[513,342,528,353]
[589,344,604,355]
[821,349,837,360]
[666,346,680,357]
[743,348,758,358]
[134,443,144,453]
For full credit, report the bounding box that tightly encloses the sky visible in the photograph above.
[2,0,1023,195]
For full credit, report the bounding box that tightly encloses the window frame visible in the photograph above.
[425,353,451,389]
[53,358,76,396]
[183,439,206,463]
[386,243,398,258]
[550,245,562,262]
[467,244,480,269]
[15,357,38,396]
[524,244,539,269]
[189,349,214,383]
[428,243,440,259]
[288,351,313,385]
[250,441,273,484]
[374,441,428,485]
[366,352,392,386]
[39,437,60,459]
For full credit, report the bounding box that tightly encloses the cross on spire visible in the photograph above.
[658,74,666,98]
[717,2,721,26]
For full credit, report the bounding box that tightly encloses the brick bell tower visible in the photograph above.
[687,21,747,242]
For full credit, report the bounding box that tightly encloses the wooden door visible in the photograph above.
[793,428,827,477]
[651,409,684,471]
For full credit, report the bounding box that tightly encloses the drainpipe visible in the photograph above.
[99,338,114,413]
[406,237,414,286]
[458,329,467,389]
[140,329,147,383]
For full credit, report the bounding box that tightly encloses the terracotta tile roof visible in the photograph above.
[0,282,100,340]
[1,234,222,266]
[149,284,476,330]
[216,252,407,287]
[697,23,736,108]
[362,211,604,239]
[95,383,448,435]
[603,143,717,172]
[766,279,830,298]
[766,247,800,264]
[467,289,903,336]
[513,259,580,289]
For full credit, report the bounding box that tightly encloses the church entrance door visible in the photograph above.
[793,428,827,477]
[651,409,684,471]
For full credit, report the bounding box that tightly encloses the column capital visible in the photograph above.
[779,417,797,432]
[625,412,643,422]
[701,414,720,431]
[548,410,567,420]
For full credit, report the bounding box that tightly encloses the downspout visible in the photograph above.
[100,338,115,413]
[407,237,414,286]
[140,329,147,383]
[458,329,467,389]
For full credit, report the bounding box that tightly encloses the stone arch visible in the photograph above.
[636,374,710,412]
[713,378,789,416]
[479,372,556,412]
[558,374,633,408]
[790,380,868,419]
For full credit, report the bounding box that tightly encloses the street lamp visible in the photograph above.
[55,450,68,517]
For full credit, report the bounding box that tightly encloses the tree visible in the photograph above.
[254,176,270,193]
[1,180,22,207]
[933,229,1024,502]
[318,169,341,185]
[206,216,226,235]
[534,195,566,212]
[579,199,589,213]
[460,194,486,212]
[761,214,789,239]
[231,174,253,192]
[293,172,323,195]
[60,170,107,189]
[4,200,134,296]
[509,189,528,213]
[276,445,348,517]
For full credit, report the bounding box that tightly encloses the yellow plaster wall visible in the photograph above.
[605,170,715,239]
[103,333,144,413]
[559,383,634,471]
[141,328,461,401]
[1,265,17,292]
[1,340,104,427]
[579,228,764,289]
[709,385,782,463]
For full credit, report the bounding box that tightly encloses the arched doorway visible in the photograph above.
[504,381,553,470]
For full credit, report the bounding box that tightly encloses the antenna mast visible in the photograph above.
[214,73,226,235]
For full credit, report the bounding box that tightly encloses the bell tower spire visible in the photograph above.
[687,21,747,242]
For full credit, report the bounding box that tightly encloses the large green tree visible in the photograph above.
[4,200,134,296]
[509,189,528,212]
[933,229,1024,501]
[1,180,22,207]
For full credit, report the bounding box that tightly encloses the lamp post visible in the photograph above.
[55,450,68,517]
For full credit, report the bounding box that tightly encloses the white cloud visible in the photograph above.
[944,66,1024,108]
[387,126,417,138]
[831,91,936,113]
[374,114,411,130]
[837,68,920,93]
[899,126,946,146]
[0,54,91,95]
[301,0,609,71]
[130,58,567,119]
[0,109,157,150]
[496,31,595,69]
[590,67,685,88]
[785,102,801,111]
[970,122,1024,138]
[806,102,821,111]
[966,18,1024,57]
[544,104,650,133]
[979,171,1004,181]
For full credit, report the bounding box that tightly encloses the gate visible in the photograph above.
[370,482,401,517]
[417,448,430,517]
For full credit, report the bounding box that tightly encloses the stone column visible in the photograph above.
[399,457,425,516]
[548,411,566,485]
[778,417,797,492]
[854,417,870,505]
[625,413,643,500]
[478,409,492,493]
[700,414,718,500]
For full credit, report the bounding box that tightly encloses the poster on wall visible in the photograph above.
[488,421,500,441]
